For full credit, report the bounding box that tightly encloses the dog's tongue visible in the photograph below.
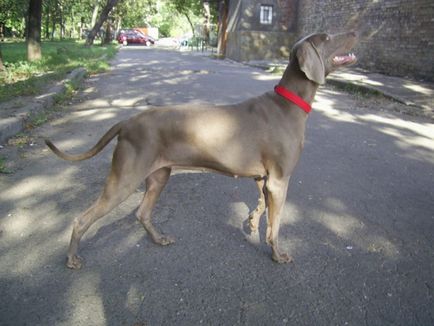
[333,53,357,65]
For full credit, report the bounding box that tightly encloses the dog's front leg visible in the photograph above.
[265,176,292,263]
[249,177,267,233]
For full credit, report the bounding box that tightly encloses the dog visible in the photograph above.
[46,31,358,269]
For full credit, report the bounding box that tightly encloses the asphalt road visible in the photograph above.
[0,46,433,326]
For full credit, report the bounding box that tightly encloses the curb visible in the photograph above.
[0,67,87,145]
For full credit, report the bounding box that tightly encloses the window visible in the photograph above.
[260,5,273,25]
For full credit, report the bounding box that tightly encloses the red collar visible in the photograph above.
[274,85,312,114]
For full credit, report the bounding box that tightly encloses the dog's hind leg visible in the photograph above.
[66,141,144,269]
[136,167,175,246]
[248,177,267,233]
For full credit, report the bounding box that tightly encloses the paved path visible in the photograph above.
[0,47,433,325]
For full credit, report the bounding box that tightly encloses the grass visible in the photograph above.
[0,39,118,102]
[327,79,386,99]
[0,155,12,174]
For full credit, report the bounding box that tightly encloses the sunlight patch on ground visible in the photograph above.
[334,72,384,86]
[362,79,383,86]
[115,227,145,255]
[130,74,150,82]
[311,207,399,258]
[314,90,434,164]
[67,272,106,325]
[126,285,143,315]
[83,86,96,93]
[2,170,75,201]
[251,73,281,81]
[0,216,71,276]
[314,93,361,124]
[404,83,433,96]
[324,197,348,212]
[2,203,67,242]
[281,202,304,225]
[1,214,33,238]
[117,62,140,68]
[227,201,303,233]
[88,111,117,122]
[358,114,434,163]
[312,210,363,238]
[74,107,122,119]
[112,97,142,107]
[80,98,110,108]
[227,201,249,229]
[163,75,192,85]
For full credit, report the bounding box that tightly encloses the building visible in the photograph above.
[225,0,434,81]
[225,0,299,62]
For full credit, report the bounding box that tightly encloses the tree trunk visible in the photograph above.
[91,0,100,28]
[0,44,5,72]
[202,1,211,43]
[184,12,195,38]
[51,18,56,39]
[44,5,50,39]
[115,16,122,35]
[80,17,85,40]
[217,0,228,56]
[26,0,42,61]
[58,1,65,39]
[103,21,112,44]
[70,7,75,38]
[0,23,4,40]
[86,0,118,46]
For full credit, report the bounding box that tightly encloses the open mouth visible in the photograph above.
[333,53,357,66]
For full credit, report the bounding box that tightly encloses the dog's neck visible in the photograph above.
[277,60,319,106]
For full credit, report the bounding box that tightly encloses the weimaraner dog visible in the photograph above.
[46,31,358,269]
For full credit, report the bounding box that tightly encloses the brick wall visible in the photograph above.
[297,0,434,81]
[226,0,298,61]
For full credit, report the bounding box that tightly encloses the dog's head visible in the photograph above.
[291,32,358,85]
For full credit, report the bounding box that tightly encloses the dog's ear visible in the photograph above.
[296,42,325,85]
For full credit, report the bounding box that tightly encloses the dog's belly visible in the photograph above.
[171,165,266,179]
[165,143,267,178]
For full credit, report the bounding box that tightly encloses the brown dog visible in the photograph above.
[46,32,357,269]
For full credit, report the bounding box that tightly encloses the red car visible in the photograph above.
[117,30,155,46]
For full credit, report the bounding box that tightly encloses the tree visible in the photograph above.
[26,0,43,61]
[86,0,119,45]
[217,0,228,56]
[202,1,211,42]
[115,0,157,28]
[171,0,203,37]
[91,0,101,28]
[0,45,5,72]
[0,0,28,37]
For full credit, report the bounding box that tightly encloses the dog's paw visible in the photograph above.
[154,235,175,246]
[66,255,83,269]
[271,251,293,264]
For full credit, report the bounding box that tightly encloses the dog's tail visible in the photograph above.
[45,121,124,161]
